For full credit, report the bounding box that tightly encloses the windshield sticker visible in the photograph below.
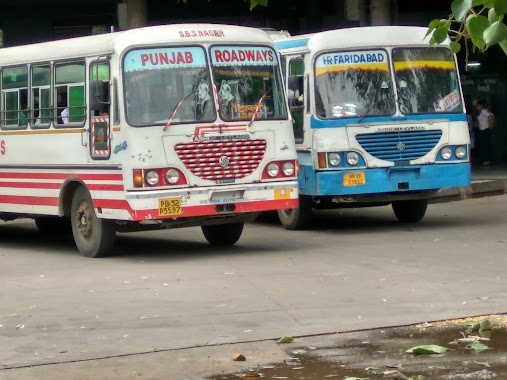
[437,89,461,111]
[316,50,388,76]
[394,60,455,71]
[124,47,206,72]
[211,46,277,66]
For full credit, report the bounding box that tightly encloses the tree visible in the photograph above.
[426,0,507,60]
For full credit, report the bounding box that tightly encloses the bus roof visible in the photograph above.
[0,24,274,66]
[274,26,449,53]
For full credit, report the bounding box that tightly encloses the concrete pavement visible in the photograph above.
[1,194,507,379]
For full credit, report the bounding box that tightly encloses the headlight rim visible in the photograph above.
[328,152,341,166]
[455,146,467,159]
[347,151,359,166]
[441,147,452,160]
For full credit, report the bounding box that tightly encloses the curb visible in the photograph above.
[430,179,507,204]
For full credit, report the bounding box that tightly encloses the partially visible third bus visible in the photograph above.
[271,26,470,229]
[0,24,298,257]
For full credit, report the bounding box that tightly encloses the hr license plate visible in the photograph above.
[158,197,182,216]
[343,172,366,186]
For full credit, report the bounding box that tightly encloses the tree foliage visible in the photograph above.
[427,0,507,59]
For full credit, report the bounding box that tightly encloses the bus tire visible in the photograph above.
[392,199,428,223]
[277,195,312,230]
[71,187,115,258]
[35,217,72,236]
[202,222,244,246]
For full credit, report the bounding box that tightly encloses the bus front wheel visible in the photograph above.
[71,187,115,258]
[277,195,312,230]
[392,199,428,223]
[202,222,244,246]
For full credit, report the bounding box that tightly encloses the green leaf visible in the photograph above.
[433,27,449,43]
[439,19,452,29]
[484,20,507,45]
[479,319,492,331]
[494,0,507,15]
[250,0,268,10]
[452,0,474,21]
[470,342,489,352]
[277,335,294,343]
[500,39,507,53]
[426,19,441,38]
[465,320,475,327]
[473,0,490,5]
[489,7,501,22]
[406,345,449,354]
[450,41,462,52]
[466,14,490,49]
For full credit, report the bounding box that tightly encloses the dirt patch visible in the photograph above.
[207,315,507,379]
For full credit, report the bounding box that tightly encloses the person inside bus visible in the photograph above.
[19,100,28,126]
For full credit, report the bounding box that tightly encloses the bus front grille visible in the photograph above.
[175,139,267,181]
[355,130,442,162]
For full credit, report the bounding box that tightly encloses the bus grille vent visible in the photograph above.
[175,139,267,181]
[355,130,442,162]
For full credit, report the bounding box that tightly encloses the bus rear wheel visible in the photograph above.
[71,187,115,258]
[392,199,428,223]
[277,195,312,230]
[35,217,72,236]
[201,222,244,246]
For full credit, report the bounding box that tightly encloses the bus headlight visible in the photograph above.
[328,153,341,166]
[166,169,180,184]
[347,152,359,166]
[455,146,467,159]
[441,147,452,160]
[267,163,279,177]
[145,170,159,186]
[282,162,295,176]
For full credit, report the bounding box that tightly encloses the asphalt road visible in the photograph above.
[1,195,507,378]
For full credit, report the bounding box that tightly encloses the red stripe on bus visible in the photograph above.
[0,195,59,206]
[0,172,123,181]
[0,182,124,191]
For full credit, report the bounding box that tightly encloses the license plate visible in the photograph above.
[343,172,366,186]
[158,197,182,216]
[274,188,291,200]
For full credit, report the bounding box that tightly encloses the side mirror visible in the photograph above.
[90,80,110,112]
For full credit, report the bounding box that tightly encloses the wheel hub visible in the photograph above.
[76,201,93,239]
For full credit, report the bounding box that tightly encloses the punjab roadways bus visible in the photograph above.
[0,24,298,257]
[270,26,470,229]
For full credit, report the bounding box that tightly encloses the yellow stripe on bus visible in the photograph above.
[316,63,389,76]
[394,60,455,71]
[0,128,82,136]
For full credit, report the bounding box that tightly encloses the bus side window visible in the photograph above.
[55,61,86,126]
[31,64,51,128]
[1,66,28,130]
[90,62,110,116]
[288,58,304,142]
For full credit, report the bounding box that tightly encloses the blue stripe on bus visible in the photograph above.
[275,38,310,50]
[298,162,471,196]
[310,113,467,128]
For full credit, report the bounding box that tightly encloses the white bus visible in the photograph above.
[271,27,470,229]
[0,24,298,257]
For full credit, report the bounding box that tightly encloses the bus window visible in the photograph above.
[31,65,51,128]
[1,66,28,129]
[90,62,110,116]
[288,58,304,141]
[55,61,85,125]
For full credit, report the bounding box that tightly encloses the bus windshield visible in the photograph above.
[393,47,462,114]
[314,50,395,119]
[123,46,215,127]
[210,45,287,121]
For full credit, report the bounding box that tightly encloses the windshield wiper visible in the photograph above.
[248,88,272,128]
[163,89,199,131]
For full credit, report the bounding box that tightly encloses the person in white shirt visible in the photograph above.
[476,99,495,166]
[60,107,70,124]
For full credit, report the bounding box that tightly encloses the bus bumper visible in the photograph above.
[304,163,471,197]
[118,180,298,221]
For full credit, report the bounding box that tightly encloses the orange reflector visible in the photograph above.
[133,169,144,188]
[317,153,327,169]
[295,160,300,176]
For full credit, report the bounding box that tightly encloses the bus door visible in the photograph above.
[285,55,306,145]
[88,60,111,160]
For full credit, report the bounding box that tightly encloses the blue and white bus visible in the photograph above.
[271,26,471,229]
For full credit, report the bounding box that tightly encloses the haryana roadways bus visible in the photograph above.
[271,26,470,229]
[0,24,298,257]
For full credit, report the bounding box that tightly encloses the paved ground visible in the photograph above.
[1,194,507,379]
